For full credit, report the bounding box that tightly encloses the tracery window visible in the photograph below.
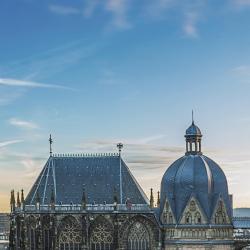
[90,219,113,250]
[28,216,37,250]
[58,217,82,250]
[127,222,150,250]
[42,216,53,250]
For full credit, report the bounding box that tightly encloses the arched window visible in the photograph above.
[169,213,173,224]
[194,212,201,224]
[28,216,37,250]
[58,216,82,250]
[90,218,113,250]
[42,216,53,250]
[185,212,192,224]
[127,222,150,250]
[43,228,50,250]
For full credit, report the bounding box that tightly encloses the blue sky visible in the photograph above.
[1,0,250,211]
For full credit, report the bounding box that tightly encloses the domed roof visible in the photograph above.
[160,154,232,221]
[185,121,202,136]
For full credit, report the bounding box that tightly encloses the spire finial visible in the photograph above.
[157,191,160,208]
[49,134,53,156]
[150,188,154,208]
[117,142,123,156]
[192,110,194,124]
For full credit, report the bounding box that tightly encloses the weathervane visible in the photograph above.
[49,134,53,156]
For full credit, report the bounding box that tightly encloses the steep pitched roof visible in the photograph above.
[25,155,149,206]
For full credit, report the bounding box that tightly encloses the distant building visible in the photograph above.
[0,213,9,250]
[9,120,235,249]
[233,209,250,249]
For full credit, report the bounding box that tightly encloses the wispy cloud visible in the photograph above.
[105,0,131,29]
[0,78,73,90]
[0,89,25,106]
[49,4,80,15]
[144,0,176,18]
[9,118,39,130]
[1,41,101,82]
[183,11,199,38]
[232,65,250,75]
[0,140,23,148]
[49,0,131,30]
[233,0,250,7]
[47,0,211,35]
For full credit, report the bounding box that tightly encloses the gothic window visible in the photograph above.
[28,216,36,250]
[58,216,82,250]
[194,212,201,224]
[43,228,50,250]
[127,222,150,250]
[30,228,36,250]
[185,212,192,224]
[169,213,173,224]
[43,223,52,250]
[42,216,53,250]
[90,218,113,250]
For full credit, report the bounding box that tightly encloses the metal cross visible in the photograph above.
[49,134,53,156]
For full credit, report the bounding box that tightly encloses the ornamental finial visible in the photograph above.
[192,110,194,124]
[49,134,53,156]
[150,188,154,208]
[117,142,123,156]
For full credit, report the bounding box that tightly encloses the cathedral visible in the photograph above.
[9,120,234,250]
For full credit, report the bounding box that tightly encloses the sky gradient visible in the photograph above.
[1,0,250,211]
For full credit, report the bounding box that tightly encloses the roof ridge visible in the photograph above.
[52,153,119,158]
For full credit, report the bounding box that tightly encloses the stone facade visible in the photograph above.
[9,209,160,250]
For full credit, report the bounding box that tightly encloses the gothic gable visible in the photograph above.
[211,198,231,224]
[179,196,207,224]
[161,197,176,224]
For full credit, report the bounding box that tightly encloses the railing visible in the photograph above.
[14,204,150,213]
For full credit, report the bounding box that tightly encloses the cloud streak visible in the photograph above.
[0,78,73,90]
[49,5,80,15]
[0,140,23,148]
[9,118,39,130]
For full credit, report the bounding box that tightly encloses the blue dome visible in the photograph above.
[160,154,232,222]
[185,122,202,136]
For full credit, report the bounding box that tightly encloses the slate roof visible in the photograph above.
[233,217,250,229]
[160,154,232,222]
[25,155,149,206]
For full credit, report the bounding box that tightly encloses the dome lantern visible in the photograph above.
[185,112,202,155]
